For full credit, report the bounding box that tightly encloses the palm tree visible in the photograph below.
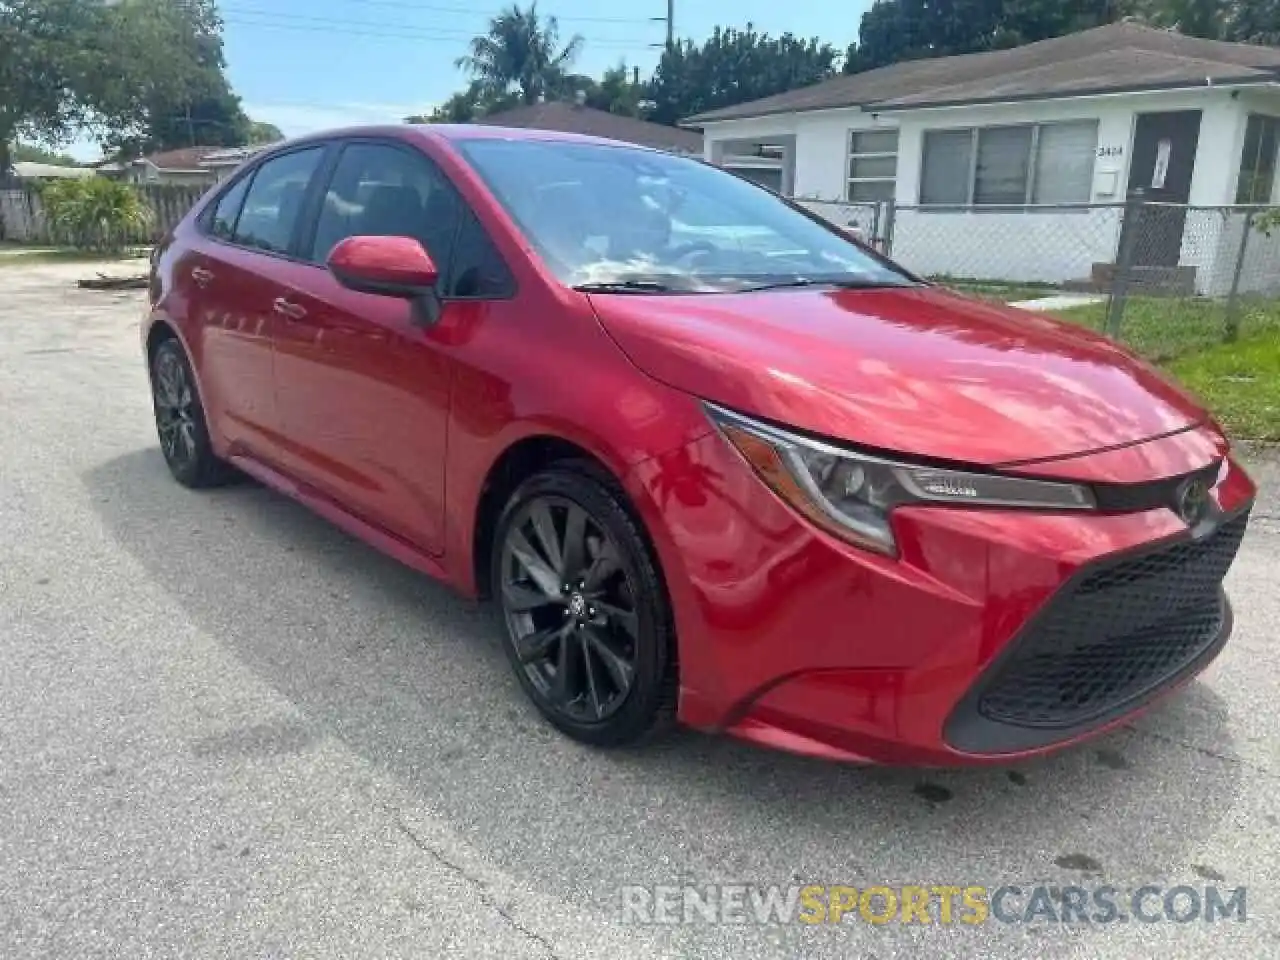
[455,3,584,106]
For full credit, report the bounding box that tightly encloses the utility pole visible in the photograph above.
[650,1,674,50]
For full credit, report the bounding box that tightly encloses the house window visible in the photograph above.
[920,121,1098,206]
[847,130,898,203]
[1236,114,1279,204]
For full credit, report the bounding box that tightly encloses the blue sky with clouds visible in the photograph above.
[69,0,871,158]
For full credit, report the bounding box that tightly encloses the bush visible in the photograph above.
[38,178,152,253]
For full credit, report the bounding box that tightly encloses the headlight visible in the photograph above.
[707,404,1095,555]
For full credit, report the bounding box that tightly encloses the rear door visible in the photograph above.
[178,145,329,460]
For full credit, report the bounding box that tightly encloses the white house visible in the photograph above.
[687,22,1280,295]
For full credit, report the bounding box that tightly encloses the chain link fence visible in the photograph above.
[798,195,1280,364]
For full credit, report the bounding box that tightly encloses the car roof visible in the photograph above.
[266,123,665,155]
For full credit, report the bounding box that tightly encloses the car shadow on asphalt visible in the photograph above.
[85,448,1244,923]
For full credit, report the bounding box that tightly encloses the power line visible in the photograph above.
[220,13,649,50]
[319,0,654,26]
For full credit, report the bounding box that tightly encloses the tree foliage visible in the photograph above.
[647,26,839,126]
[845,1,1280,72]
[95,0,249,156]
[846,1,1128,73]
[455,3,583,107]
[0,0,247,171]
[247,120,284,144]
[11,141,78,165]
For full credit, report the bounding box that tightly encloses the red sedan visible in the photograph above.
[143,125,1254,765]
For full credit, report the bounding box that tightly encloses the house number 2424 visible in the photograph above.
[1097,146,1124,158]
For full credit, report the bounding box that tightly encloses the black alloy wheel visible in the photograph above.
[493,463,676,746]
[150,337,233,488]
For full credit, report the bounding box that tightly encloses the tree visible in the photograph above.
[0,0,246,170]
[646,25,839,126]
[247,120,284,144]
[95,0,249,155]
[10,142,79,165]
[845,0,1127,74]
[455,3,583,106]
[587,63,644,117]
[0,0,102,173]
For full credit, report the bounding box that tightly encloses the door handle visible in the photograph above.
[190,266,214,287]
[272,297,307,321]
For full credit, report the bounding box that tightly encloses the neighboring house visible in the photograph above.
[97,146,227,185]
[686,22,1280,294]
[11,162,95,180]
[474,99,704,156]
[199,144,270,181]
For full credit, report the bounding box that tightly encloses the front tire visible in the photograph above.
[492,461,676,747]
[150,337,234,488]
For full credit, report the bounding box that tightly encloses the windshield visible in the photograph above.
[456,138,915,294]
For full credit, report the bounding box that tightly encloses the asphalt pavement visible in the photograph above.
[2,260,1278,958]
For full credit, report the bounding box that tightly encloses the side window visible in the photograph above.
[447,208,515,298]
[308,142,461,270]
[209,175,251,240]
[232,147,324,254]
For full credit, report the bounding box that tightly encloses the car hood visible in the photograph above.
[588,285,1208,466]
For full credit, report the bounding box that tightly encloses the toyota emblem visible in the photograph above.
[1177,477,1211,526]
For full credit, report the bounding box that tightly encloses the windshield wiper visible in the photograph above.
[741,277,910,293]
[573,280,675,294]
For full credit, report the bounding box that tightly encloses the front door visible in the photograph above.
[272,140,467,555]
[1127,110,1202,267]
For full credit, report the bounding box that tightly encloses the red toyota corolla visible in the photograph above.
[143,124,1254,765]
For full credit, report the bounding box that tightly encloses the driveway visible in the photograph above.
[1,261,1278,959]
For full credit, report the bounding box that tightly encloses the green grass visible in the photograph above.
[932,276,1062,304]
[1052,296,1280,440]
[1167,336,1280,441]
[1053,296,1280,363]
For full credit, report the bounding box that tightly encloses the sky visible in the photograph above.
[66,0,872,159]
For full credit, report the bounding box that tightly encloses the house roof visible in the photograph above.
[113,146,226,172]
[199,145,268,167]
[685,21,1280,124]
[12,161,95,179]
[474,101,703,153]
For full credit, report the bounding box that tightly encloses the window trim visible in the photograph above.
[845,129,899,204]
[302,135,517,302]
[196,141,336,266]
[918,120,1098,209]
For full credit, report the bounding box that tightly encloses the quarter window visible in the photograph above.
[232,147,324,254]
[209,175,251,240]
[920,121,1098,206]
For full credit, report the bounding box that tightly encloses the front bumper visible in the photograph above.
[626,428,1255,765]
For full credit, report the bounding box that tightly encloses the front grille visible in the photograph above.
[948,510,1248,749]
[1090,459,1221,514]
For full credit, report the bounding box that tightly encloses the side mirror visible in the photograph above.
[327,235,442,325]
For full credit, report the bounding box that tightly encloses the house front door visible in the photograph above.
[1126,110,1202,267]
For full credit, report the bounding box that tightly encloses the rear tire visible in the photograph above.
[150,337,235,489]
[491,461,677,747]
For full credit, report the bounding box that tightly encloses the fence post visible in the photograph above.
[1224,209,1254,343]
[881,198,897,257]
[1105,189,1144,339]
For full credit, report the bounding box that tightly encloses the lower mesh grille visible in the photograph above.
[975,511,1248,730]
